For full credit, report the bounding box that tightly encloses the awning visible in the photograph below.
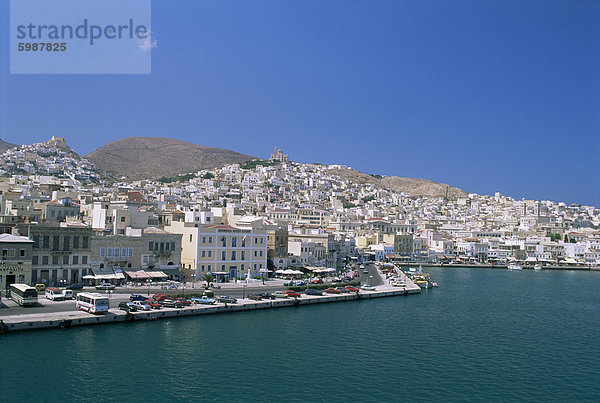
[125,271,150,279]
[82,275,95,279]
[95,274,119,280]
[161,268,181,276]
[145,271,168,279]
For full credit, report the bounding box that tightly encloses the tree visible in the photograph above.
[203,274,214,288]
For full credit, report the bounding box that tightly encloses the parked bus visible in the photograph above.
[75,292,109,314]
[9,284,38,306]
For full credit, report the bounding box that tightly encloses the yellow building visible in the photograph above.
[165,222,267,282]
[0,234,34,291]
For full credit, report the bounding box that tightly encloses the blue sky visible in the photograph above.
[1,0,599,206]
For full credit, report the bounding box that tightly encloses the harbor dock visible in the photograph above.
[0,273,421,334]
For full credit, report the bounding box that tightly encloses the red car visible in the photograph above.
[324,288,341,294]
[176,298,193,306]
[153,293,168,302]
[312,278,324,284]
[284,290,301,298]
[345,286,360,292]
[142,299,163,309]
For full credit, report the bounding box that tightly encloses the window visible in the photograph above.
[231,251,236,261]
[128,248,133,257]
[114,248,120,258]
[259,264,263,269]
[208,251,212,257]
[241,251,245,260]
[259,251,263,257]
[63,255,69,264]
[154,243,159,251]
[221,265,225,271]
[42,256,49,265]
[202,236,206,243]
[254,251,257,257]
[255,238,258,244]
[100,247,106,257]
[32,256,39,265]
[189,234,193,242]
[63,236,70,251]
[207,265,211,271]
[20,249,25,257]
[201,265,205,272]
[160,243,164,251]
[107,248,113,257]
[121,248,127,258]
[232,237,237,247]
[120,216,126,222]
[53,235,60,251]
[52,256,59,265]
[170,242,175,251]
[221,236,227,247]
[241,238,246,247]
[72,255,79,264]
[149,242,154,251]
[208,237,212,243]
[43,236,50,248]
[33,235,39,248]
[82,237,89,248]
[222,251,226,260]
[166,242,170,251]
[73,236,79,249]
[201,251,206,257]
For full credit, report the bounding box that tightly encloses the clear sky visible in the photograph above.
[1,0,598,206]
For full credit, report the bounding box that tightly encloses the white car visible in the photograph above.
[361,285,376,291]
[132,301,152,311]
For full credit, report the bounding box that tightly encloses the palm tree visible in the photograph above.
[203,274,214,288]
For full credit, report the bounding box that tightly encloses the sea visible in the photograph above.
[2,267,599,402]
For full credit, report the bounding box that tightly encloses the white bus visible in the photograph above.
[76,292,109,314]
[9,284,38,306]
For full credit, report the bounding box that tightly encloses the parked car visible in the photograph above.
[142,299,162,309]
[363,269,369,274]
[273,291,288,298]
[162,299,184,308]
[324,288,341,294]
[257,292,275,300]
[312,278,324,284]
[45,287,65,301]
[217,296,238,304]
[153,293,168,302]
[132,301,152,311]
[304,288,323,296]
[336,287,351,293]
[345,286,360,292]
[247,294,262,301]
[95,283,115,290]
[53,280,69,288]
[176,298,193,306]
[34,283,46,292]
[66,283,83,290]
[130,294,148,302]
[118,301,138,312]
[361,285,376,291]
[191,296,216,305]
[293,281,306,286]
[284,290,301,298]
[62,289,73,300]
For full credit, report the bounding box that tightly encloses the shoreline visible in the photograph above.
[399,262,600,271]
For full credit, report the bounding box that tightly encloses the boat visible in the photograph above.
[534,264,542,271]
[507,264,522,271]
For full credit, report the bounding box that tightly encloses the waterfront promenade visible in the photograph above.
[0,265,420,334]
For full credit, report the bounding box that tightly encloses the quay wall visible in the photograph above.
[0,287,420,334]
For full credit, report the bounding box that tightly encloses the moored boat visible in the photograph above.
[507,264,522,271]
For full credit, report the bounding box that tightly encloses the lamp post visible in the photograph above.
[242,283,246,300]
[147,279,150,296]
[369,275,373,287]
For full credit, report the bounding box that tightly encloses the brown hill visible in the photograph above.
[86,137,254,180]
[0,139,17,153]
[330,168,468,198]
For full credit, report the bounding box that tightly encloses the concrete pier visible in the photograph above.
[0,283,421,334]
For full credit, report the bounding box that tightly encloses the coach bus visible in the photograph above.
[9,284,38,306]
[76,292,109,314]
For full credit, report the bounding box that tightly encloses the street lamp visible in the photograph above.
[242,283,246,300]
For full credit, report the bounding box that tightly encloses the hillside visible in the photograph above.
[0,139,17,153]
[86,137,255,180]
[330,168,468,198]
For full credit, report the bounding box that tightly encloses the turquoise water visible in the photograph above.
[2,267,600,402]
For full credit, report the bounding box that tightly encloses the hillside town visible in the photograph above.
[1,139,599,289]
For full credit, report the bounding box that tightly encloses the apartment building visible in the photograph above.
[166,221,267,282]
